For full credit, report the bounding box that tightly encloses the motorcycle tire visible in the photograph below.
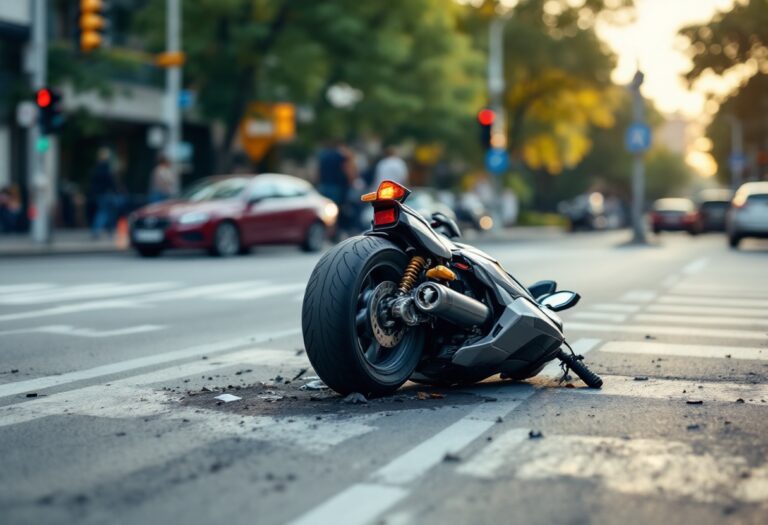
[302,236,424,396]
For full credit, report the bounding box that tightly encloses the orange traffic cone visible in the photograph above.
[115,217,130,250]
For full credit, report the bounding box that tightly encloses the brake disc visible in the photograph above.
[368,281,406,348]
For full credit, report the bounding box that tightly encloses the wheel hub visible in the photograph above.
[368,281,405,348]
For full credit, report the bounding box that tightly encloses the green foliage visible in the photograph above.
[645,147,693,201]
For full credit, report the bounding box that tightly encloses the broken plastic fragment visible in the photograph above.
[214,394,242,403]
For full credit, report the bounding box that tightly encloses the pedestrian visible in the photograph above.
[373,146,408,187]
[0,185,23,233]
[149,155,178,203]
[316,140,358,240]
[89,148,118,239]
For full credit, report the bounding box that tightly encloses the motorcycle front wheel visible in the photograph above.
[302,236,424,396]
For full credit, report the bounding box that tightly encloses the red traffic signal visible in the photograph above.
[36,88,52,108]
[477,109,495,127]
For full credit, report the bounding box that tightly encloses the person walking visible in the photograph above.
[149,155,178,203]
[373,146,408,187]
[317,140,357,240]
[89,148,118,239]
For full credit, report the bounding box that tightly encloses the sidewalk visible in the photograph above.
[0,230,126,257]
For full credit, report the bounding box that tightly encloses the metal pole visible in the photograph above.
[729,116,744,190]
[165,0,181,184]
[487,16,507,230]
[630,70,647,245]
[29,0,49,244]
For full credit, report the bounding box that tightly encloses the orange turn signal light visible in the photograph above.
[360,180,409,203]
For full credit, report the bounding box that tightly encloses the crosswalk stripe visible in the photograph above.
[567,322,768,341]
[217,283,306,300]
[597,340,768,361]
[668,287,768,299]
[0,299,145,323]
[671,283,768,295]
[139,281,266,301]
[0,324,165,338]
[620,290,657,302]
[645,304,768,317]
[659,295,768,308]
[635,313,768,328]
[681,257,709,275]
[0,328,300,398]
[0,282,179,305]
[571,312,628,322]
[0,283,54,294]
[590,303,641,313]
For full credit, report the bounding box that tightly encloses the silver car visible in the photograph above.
[727,182,768,248]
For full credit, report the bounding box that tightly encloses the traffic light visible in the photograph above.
[79,0,106,53]
[478,108,495,150]
[36,88,63,135]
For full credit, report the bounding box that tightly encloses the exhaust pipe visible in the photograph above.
[413,282,490,327]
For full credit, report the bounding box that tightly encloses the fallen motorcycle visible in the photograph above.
[301,180,603,396]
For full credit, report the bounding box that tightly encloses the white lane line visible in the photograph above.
[620,290,657,302]
[457,430,768,505]
[563,375,768,405]
[668,286,768,299]
[0,283,54,294]
[646,304,768,317]
[590,303,641,313]
[671,283,768,294]
[539,338,602,378]
[572,311,628,323]
[289,383,537,525]
[567,322,768,341]
[635,313,768,328]
[217,283,306,300]
[139,281,266,301]
[662,274,682,288]
[0,324,165,338]
[681,257,709,275]
[0,328,300,398]
[659,295,768,308]
[597,341,768,361]
[288,484,409,525]
[0,299,146,323]
[0,282,179,305]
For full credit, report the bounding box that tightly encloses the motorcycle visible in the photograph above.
[301,180,603,396]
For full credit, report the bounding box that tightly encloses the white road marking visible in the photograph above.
[562,375,768,405]
[457,430,768,504]
[635,313,768,328]
[645,304,768,317]
[538,338,602,378]
[0,283,54,293]
[0,282,179,305]
[217,283,306,300]
[571,311,628,322]
[0,324,165,338]
[661,274,681,288]
[0,299,146,323]
[138,281,266,301]
[0,328,300,398]
[681,257,709,275]
[671,283,768,295]
[566,321,768,341]
[668,286,768,299]
[597,341,768,361]
[620,290,657,302]
[289,384,536,525]
[659,295,768,308]
[590,303,641,313]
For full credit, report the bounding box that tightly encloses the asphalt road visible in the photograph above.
[1,230,767,525]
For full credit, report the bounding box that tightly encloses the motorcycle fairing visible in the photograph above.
[451,296,564,369]
[366,202,453,260]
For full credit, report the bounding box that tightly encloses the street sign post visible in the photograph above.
[625,122,652,154]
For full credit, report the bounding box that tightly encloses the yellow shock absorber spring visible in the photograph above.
[399,256,427,294]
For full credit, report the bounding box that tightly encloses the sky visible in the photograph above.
[596,0,738,118]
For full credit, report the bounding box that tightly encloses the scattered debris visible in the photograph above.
[564,383,575,388]
[201,386,213,393]
[292,368,308,381]
[633,376,649,381]
[725,354,732,359]
[443,452,461,462]
[214,394,242,403]
[10,369,18,374]
[495,416,503,423]
[201,356,208,360]
[257,393,284,403]
[272,375,284,383]
[686,400,704,405]
[736,398,745,404]
[483,397,498,403]
[25,393,37,398]
[644,334,656,340]
[300,379,328,391]
[686,424,701,431]
[416,391,430,400]
[528,430,544,439]
[343,393,368,404]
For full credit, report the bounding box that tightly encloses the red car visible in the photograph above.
[650,198,698,235]
[129,174,337,257]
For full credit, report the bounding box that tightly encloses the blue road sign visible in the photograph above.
[729,153,746,173]
[625,122,652,154]
[178,90,195,109]
[485,148,510,175]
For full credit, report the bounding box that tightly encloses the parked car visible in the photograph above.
[692,189,733,233]
[129,174,338,257]
[650,198,697,234]
[455,192,494,232]
[727,181,768,248]
[558,192,608,231]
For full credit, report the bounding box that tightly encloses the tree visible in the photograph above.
[134,0,484,171]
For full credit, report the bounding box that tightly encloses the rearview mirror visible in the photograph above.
[540,290,580,312]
